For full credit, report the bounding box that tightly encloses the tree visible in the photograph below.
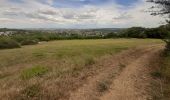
[147,0,170,50]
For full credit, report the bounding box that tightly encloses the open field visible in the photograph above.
[0,39,164,100]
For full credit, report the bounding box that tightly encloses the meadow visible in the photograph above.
[0,39,164,100]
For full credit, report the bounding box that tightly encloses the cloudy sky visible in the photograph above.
[0,0,164,29]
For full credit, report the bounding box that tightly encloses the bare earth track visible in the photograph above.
[69,44,164,100]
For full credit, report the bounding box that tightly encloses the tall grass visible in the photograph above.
[0,39,164,99]
[151,50,170,100]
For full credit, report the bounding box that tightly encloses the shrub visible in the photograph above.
[21,66,48,80]
[0,37,21,49]
[21,39,39,45]
[11,34,26,42]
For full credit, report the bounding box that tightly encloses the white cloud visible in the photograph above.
[0,0,164,28]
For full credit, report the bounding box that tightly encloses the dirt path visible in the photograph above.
[69,44,164,100]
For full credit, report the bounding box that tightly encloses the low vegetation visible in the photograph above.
[21,66,48,80]
[0,39,163,99]
[161,54,170,99]
[0,37,20,49]
[20,84,41,99]
[150,50,170,100]
[97,80,110,92]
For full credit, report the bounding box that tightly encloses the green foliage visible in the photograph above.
[122,27,146,38]
[0,37,21,49]
[163,25,170,51]
[105,32,119,38]
[21,39,38,45]
[119,26,168,39]
[21,66,48,80]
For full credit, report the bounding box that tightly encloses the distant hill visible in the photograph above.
[89,28,126,33]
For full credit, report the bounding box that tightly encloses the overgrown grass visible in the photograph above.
[97,80,110,92]
[21,66,48,80]
[21,84,41,98]
[0,39,164,99]
[0,39,163,68]
[161,53,170,99]
[151,51,170,100]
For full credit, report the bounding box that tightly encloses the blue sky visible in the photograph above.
[40,0,140,8]
[9,0,139,6]
[0,0,163,28]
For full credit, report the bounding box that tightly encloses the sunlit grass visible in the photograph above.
[0,39,163,68]
[0,39,164,99]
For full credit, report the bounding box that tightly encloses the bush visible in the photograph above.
[164,32,170,52]
[0,37,21,49]
[21,39,39,45]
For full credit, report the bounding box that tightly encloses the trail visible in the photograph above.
[69,44,164,100]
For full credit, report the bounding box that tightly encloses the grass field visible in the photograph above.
[0,39,164,99]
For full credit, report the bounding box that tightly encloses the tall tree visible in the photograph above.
[147,0,170,50]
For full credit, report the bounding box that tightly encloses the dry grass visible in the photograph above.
[151,51,170,100]
[0,39,163,100]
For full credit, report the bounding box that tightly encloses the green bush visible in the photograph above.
[11,34,26,42]
[21,39,39,45]
[0,37,21,49]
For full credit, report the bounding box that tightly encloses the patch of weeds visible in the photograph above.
[97,80,109,92]
[85,56,95,66]
[163,85,170,99]
[21,66,48,80]
[119,63,126,70]
[21,84,40,98]
[0,73,10,79]
[71,66,83,77]
[151,71,162,78]
[55,53,65,58]
[32,52,45,58]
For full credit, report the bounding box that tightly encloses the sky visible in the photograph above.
[0,0,165,29]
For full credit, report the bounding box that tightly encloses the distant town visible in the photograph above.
[0,28,123,37]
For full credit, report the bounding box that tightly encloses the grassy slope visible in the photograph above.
[0,39,163,99]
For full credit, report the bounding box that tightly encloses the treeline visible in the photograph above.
[106,25,169,39]
[0,28,25,32]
